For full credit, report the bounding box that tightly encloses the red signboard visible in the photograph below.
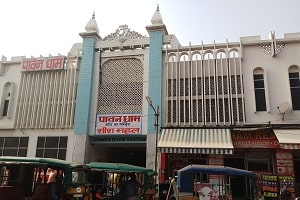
[22,56,65,71]
[276,149,294,176]
[232,130,280,148]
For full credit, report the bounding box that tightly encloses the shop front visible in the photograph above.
[90,113,147,167]
[157,128,234,183]
[157,127,300,199]
[231,128,300,199]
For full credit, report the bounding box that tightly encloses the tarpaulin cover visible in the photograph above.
[177,164,253,192]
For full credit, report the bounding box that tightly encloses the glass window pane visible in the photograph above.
[2,100,9,116]
[254,80,265,88]
[18,149,27,157]
[36,149,44,158]
[291,88,300,110]
[253,74,264,80]
[44,149,58,159]
[45,137,59,148]
[255,90,266,111]
[58,149,67,160]
[37,137,45,148]
[0,137,4,146]
[290,79,300,87]
[59,137,68,148]
[19,137,29,147]
[4,137,19,147]
[289,72,299,79]
[3,149,18,156]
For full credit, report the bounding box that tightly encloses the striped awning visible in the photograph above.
[157,129,234,154]
[273,129,300,149]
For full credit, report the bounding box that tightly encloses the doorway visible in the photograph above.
[225,158,246,199]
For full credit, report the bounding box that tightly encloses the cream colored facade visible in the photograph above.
[241,32,300,124]
[0,44,81,162]
[0,7,299,176]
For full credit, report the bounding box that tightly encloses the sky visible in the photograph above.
[1,0,300,59]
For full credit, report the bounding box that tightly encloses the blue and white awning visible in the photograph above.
[157,129,234,155]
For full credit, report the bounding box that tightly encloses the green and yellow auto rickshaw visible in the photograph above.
[86,162,157,200]
[0,156,92,200]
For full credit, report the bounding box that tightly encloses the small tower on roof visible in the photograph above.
[80,12,101,40]
[151,4,164,25]
[85,12,99,33]
[75,12,101,143]
[146,4,168,35]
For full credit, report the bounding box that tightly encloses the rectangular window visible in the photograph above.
[253,74,267,111]
[36,136,68,160]
[0,137,28,156]
[289,72,300,110]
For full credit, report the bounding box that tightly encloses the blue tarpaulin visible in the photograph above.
[177,164,253,192]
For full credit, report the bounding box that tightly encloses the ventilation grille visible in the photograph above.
[97,58,143,113]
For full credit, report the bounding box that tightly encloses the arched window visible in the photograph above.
[288,65,300,110]
[204,52,213,60]
[253,68,267,111]
[168,55,177,62]
[229,50,239,58]
[216,52,226,59]
[1,82,13,118]
[180,54,189,62]
[192,53,201,61]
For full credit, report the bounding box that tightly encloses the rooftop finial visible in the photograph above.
[84,12,99,33]
[151,4,163,25]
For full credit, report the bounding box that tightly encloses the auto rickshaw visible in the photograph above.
[86,162,157,200]
[0,156,92,200]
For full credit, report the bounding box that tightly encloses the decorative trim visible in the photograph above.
[0,63,9,75]
[0,61,21,76]
[103,24,146,42]
[261,43,285,56]
[101,55,144,65]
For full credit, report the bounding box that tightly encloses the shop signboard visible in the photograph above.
[95,113,142,135]
[22,56,65,71]
[232,130,280,148]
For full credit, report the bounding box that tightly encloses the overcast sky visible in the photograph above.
[1,0,300,59]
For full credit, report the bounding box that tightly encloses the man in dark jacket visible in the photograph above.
[121,173,141,200]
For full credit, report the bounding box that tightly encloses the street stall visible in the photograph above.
[177,164,254,200]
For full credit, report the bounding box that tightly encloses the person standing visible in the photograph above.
[47,168,58,200]
[55,169,64,198]
[121,173,141,200]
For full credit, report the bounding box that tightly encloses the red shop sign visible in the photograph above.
[232,130,280,148]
